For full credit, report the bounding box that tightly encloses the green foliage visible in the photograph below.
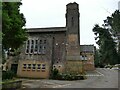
[104,10,120,36]
[2,70,15,80]
[51,68,86,80]
[94,48,101,67]
[2,2,27,50]
[93,24,118,65]
[104,10,120,63]
[2,50,6,64]
[51,68,59,79]
[93,10,120,65]
[57,73,86,80]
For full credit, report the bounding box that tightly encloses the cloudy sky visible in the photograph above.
[20,0,120,47]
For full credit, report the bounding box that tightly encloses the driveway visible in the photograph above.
[19,68,119,88]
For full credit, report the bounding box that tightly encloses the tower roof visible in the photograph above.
[66,2,79,10]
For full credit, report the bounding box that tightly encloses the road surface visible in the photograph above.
[20,68,119,88]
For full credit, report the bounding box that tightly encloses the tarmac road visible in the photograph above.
[20,68,119,88]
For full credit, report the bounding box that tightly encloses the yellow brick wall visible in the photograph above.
[67,34,80,56]
[65,60,83,74]
[83,53,95,71]
[17,60,50,78]
[53,64,65,73]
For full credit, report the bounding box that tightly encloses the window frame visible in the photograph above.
[32,64,36,70]
[30,40,34,54]
[34,39,38,54]
[25,40,30,54]
[37,64,41,70]
[42,64,46,70]
[28,64,31,69]
[23,64,27,69]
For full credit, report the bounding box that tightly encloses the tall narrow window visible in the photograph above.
[39,40,42,44]
[44,40,46,44]
[38,40,42,54]
[42,45,46,54]
[30,40,34,54]
[34,39,38,54]
[38,45,42,54]
[25,40,30,54]
[38,39,47,54]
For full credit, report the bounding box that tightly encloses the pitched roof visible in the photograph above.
[80,45,94,53]
[26,27,67,33]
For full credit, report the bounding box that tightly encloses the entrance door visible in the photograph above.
[11,64,18,74]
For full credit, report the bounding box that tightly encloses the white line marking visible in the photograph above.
[95,70,104,76]
[85,75,102,76]
[41,81,54,84]
[52,84,71,88]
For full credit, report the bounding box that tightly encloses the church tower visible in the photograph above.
[65,2,82,73]
[66,2,80,57]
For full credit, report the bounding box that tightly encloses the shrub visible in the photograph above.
[56,73,86,81]
[51,68,59,79]
[2,70,15,80]
[51,68,86,80]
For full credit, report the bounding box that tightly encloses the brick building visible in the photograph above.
[8,2,95,78]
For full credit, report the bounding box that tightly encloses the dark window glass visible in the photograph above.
[39,40,42,44]
[28,64,31,69]
[32,64,36,69]
[37,64,41,69]
[30,40,34,53]
[42,64,46,69]
[44,40,46,44]
[34,40,38,53]
[39,46,42,53]
[71,17,74,26]
[32,40,34,44]
[23,64,27,69]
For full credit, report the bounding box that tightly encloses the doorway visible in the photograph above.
[11,64,18,74]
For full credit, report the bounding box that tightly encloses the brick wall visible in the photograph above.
[65,60,83,74]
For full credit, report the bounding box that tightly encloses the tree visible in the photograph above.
[94,47,101,67]
[104,10,120,36]
[2,2,27,51]
[104,10,120,60]
[93,24,118,65]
